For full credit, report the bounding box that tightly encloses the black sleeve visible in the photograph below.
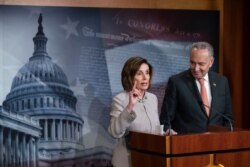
[160,77,177,131]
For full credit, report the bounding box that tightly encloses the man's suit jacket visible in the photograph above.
[160,70,233,134]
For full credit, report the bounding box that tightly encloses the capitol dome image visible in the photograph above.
[3,14,84,164]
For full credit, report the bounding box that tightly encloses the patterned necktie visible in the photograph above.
[198,78,210,116]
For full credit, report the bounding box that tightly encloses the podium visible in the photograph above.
[129,127,250,167]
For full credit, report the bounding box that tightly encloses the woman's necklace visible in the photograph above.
[137,93,147,103]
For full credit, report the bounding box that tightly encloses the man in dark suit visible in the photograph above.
[160,41,233,134]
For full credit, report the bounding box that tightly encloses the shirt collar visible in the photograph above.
[195,73,209,83]
[203,73,209,82]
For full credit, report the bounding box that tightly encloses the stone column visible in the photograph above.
[0,126,3,167]
[15,132,19,167]
[71,121,74,140]
[35,138,38,167]
[59,119,63,140]
[66,120,69,139]
[22,134,26,167]
[29,137,33,167]
[52,119,56,140]
[7,129,11,166]
[79,124,83,144]
[75,123,78,141]
[45,119,48,140]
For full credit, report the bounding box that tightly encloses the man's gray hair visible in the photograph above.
[190,41,214,58]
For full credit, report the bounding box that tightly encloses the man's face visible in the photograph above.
[189,48,214,79]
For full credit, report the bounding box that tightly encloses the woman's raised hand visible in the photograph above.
[127,80,141,112]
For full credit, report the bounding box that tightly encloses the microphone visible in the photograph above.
[167,110,172,136]
[161,97,173,136]
[198,101,233,132]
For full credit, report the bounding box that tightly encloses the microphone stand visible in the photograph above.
[200,102,233,132]
[165,97,172,136]
[214,111,233,132]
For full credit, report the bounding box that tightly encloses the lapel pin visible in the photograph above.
[213,83,216,87]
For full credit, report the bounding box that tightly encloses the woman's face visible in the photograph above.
[133,63,150,91]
